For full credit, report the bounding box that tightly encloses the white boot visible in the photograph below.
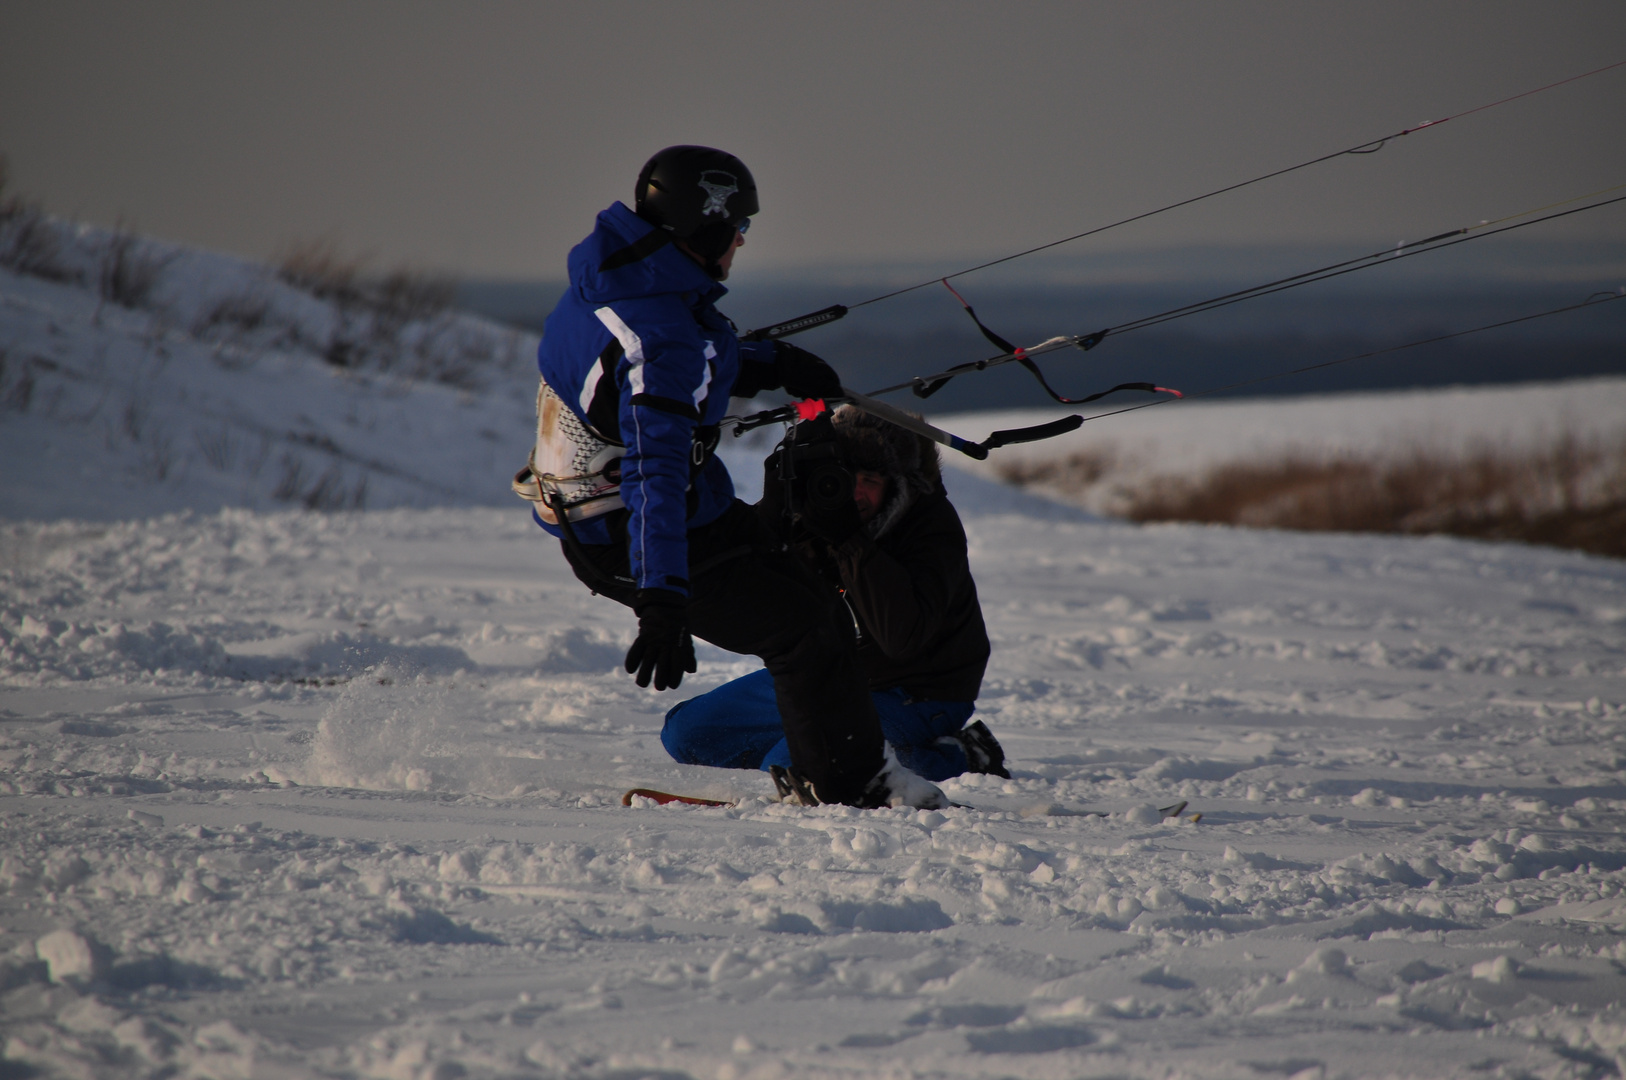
[863,745,947,809]
[771,747,946,809]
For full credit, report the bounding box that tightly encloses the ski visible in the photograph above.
[621,785,975,811]
[622,786,1196,819]
[621,788,734,808]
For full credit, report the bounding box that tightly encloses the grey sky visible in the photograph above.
[2,1,1623,279]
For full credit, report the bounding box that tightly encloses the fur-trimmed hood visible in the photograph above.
[831,405,942,538]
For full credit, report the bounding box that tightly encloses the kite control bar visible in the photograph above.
[730,391,1091,461]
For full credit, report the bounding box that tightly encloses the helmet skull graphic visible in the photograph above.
[696,170,739,218]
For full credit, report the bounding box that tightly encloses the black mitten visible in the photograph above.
[775,341,842,401]
[624,589,696,690]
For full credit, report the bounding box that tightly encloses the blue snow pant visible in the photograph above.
[662,668,977,782]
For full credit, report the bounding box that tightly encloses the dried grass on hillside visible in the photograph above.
[1000,436,1626,559]
[0,156,70,283]
[276,240,454,325]
[275,240,498,387]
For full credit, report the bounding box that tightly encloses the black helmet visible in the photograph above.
[635,145,758,259]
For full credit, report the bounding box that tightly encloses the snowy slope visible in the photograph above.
[3,226,1626,1079]
[0,223,540,522]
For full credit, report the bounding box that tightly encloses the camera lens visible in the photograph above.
[779,423,853,517]
[810,468,846,505]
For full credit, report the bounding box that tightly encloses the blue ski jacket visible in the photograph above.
[534,202,778,596]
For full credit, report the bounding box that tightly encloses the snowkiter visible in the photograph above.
[661,405,1009,785]
[520,145,944,809]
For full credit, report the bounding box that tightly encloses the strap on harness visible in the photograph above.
[546,492,636,592]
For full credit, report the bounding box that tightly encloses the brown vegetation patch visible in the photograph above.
[1003,437,1626,559]
[997,448,1116,492]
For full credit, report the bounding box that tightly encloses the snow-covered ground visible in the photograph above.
[4,223,1626,1079]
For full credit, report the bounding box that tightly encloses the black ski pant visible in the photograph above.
[558,499,886,803]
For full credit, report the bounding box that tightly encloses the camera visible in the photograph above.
[769,416,853,519]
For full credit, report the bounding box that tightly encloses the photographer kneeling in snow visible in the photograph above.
[661,405,1009,798]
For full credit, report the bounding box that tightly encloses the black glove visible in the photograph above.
[775,341,842,401]
[624,588,696,691]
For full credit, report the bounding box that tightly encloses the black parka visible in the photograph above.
[769,406,991,702]
[827,489,990,701]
